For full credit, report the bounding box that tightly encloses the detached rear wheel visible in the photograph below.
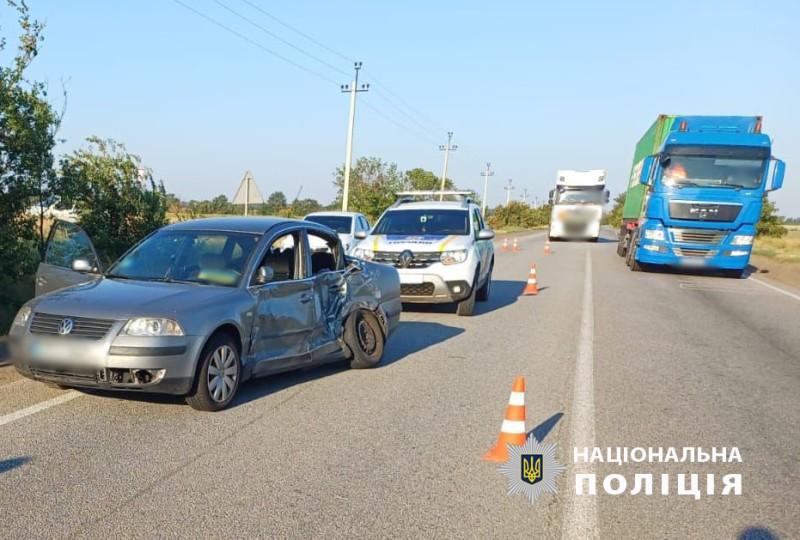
[345,310,385,369]
[186,335,241,412]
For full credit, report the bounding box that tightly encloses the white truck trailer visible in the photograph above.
[548,169,609,241]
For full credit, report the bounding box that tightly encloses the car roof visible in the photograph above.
[388,201,473,211]
[305,211,361,218]
[164,216,303,234]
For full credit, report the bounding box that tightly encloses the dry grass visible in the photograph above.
[753,229,800,263]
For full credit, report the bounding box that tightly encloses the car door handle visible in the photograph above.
[299,293,312,303]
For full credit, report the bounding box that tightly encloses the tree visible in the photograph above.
[332,157,406,221]
[290,197,322,217]
[487,201,551,230]
[603,192,626,228]
[54,137,168,264]
[757,197,787,238]
[262,190,287,216]
[406,167,453,191]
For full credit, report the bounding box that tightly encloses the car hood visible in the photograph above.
[30,277,241,320]
[359,234,471,252]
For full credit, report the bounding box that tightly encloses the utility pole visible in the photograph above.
[520,188,529,206]
[480,162,494,217]
[340,61,369,211]
[504,179,515,206]
[438,131,457,200]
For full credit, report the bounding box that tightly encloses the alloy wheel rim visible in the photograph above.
[207,345,238,403]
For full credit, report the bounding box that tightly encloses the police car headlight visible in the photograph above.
[352,248,374,261]
[731,235,754,246]
[644,229,665,241]
[123,318,184,337]
[12,305,32,327]
[441,250,467,265]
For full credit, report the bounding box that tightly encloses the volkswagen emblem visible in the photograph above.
[398,250,414,269]
[57,318,74,335]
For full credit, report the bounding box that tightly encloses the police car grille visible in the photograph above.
[400,283,435,296]
[30,313,114,339]
[374,251,440,268]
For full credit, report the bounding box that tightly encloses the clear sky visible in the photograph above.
[11,0,800,215]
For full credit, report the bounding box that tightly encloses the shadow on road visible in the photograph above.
[403,280,526,316]
[0,456,31,474]
[639,264,753,280]
[80,321,464,411]
[528,411,563,442]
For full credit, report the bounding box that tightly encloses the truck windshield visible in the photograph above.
[373,209,469,236]
[661,146,767,189]
[556,189,605,204]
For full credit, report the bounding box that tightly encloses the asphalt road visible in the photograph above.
[1,230,798,539]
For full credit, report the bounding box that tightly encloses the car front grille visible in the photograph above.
[674,248,717,258]
[374,251,440,269]
[670,228,725,245]
[400,282,436,296]
[29,312,115,340]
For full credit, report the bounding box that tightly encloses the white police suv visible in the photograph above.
[351,192,494,316]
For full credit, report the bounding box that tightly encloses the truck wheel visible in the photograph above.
[616,234,627,257]
[186,334,241,412]
[476,267,492,302]
[625,231,642,271]
[345,309,385,369]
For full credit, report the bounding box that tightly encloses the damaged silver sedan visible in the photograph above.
[9,217,401,411]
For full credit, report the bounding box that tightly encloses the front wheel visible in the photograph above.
[345,310,385,369]
[186,335,241,412]
[456,270,479,316]
[476,267,492,302]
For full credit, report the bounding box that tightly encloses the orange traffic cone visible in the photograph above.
[523,264,539,295]
[512,237,521,252]
[544,240,552,255]
[483,376,527,462]
[501,238,509,252]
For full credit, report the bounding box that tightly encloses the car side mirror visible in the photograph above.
[477,229,495,240]
[71,259,93,273]
[639,155,657,185]
[354,230,367,240]
[255,265,274,284]
[769,159,785,191]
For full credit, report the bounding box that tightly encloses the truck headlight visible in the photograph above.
[352,247,374,261]
[12,305,32,327]
[441,250,467,265]
[731,235,754,246]
[123,318,184,337]
[643,229,665,241]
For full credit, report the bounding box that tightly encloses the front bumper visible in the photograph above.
[550,219,600,239]
[636,237,751,270]
[8,330,201,395]
[397,267,475,304]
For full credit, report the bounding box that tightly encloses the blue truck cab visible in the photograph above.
[624,116,786,278]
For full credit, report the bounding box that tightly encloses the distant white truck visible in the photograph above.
[548,169,609,241]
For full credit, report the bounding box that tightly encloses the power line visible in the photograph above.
[171,0,339,86]
[213,0,350,78]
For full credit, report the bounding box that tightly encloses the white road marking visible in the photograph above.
[562,250,598,540]
[749,277,800,302]
[0,391,81,427]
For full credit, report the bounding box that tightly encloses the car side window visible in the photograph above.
[46,221,99,270]
[307,230,342,275]
[360,216,370,231]
[253,232,299,284]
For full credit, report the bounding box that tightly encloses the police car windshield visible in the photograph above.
[373,209,469,236]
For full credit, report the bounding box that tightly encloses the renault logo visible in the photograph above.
[57,318,74,335]
[398,250,414,268]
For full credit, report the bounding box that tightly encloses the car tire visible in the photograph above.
[185,334,241,412]
[456,270,479,316]
[476,266,492,302]
[345,309,385,369]
[626,231,643,271]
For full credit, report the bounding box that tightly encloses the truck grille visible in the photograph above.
[668,202,741,222]
[670,228,726,245]
[674,248,717,258]
[400,283,435,296]
[374,251,440,269]
[30,312,115,340]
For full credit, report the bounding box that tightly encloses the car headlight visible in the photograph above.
[12,305,32,327]
[441,250,468,265]
[352,248,374,261]
[123,318,184,336]
[643,229,665,241]
[731,235,754,246]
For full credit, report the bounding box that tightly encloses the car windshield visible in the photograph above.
[305,215,352,234]
[107,230,260,286]
[661,146,767,189]
[373,209,469,236]
[556,189,605,204]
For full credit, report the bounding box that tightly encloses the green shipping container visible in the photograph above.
[621,115,676,221]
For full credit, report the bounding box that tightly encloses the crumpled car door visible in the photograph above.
[36,220,102,296]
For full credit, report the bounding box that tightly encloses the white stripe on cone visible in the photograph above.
[508,392,525,406]
[501,419,526,434]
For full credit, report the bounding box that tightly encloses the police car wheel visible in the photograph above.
[476,268,491,302]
